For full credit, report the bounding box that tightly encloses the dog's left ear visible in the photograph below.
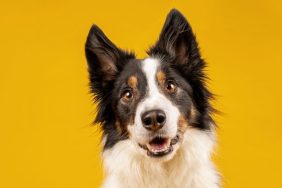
[149,9,215,130]
[148,9,200,65]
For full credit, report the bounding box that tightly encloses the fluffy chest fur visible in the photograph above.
[102,130,220,188]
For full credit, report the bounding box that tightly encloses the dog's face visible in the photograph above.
[112,57,195,160]
[85,9,214,161]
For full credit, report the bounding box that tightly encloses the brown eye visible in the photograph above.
[165,80,177,93]
[121,89,133,101]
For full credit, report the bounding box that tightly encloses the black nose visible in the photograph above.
[141,109,166,131]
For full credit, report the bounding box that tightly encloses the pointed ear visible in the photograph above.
[148,9,200,65]
[85,25,135,91]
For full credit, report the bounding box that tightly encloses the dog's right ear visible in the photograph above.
[85,25,135,94]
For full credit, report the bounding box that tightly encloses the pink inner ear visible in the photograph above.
[176,41,189,64]
[99,55,118,81]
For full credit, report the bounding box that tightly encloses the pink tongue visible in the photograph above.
[150,143,166,150]
[148,138,168,151]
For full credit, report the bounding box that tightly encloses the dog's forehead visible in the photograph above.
[119,58,163,82]
[120,59,143,77]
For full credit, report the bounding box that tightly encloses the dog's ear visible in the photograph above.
[148,9,200,65]
[85,25,135,93]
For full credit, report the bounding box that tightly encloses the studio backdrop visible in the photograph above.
[0,0,282,187]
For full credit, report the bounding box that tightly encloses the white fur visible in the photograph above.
[102,128,220,188]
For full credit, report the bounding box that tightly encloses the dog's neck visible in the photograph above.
[102,129,220,188]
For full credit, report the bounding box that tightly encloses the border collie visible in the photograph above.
[85,9,220,188]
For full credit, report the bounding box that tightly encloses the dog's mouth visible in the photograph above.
[138,135,179,157]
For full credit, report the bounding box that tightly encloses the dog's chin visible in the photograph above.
[137,135,181,162]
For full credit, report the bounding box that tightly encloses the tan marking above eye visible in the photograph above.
[157,71,177,93]
[156,71,166,84]
[127,75,138,89]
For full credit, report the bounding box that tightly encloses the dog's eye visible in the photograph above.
[121,89,133,101]
[165,80,177,93]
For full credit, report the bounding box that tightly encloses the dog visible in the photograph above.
[85,9,220,188]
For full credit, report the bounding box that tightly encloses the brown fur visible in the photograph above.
[127,75,138,89]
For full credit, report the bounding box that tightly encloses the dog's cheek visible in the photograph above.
[176,114,189,144]
[176,103,198,141]
[178,114,188,133]
[127,123,135,140]
[189,105,198,123]
[118,110,134,138]
[174,89,198,124]
[115,103,133,134]
[115,120,123,135]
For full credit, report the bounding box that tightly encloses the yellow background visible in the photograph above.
[1,0,282,187]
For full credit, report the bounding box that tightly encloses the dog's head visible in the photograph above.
[85,9,214,161]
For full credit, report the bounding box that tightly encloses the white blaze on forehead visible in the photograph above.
[142,58,160,100]
[130,58,180,143]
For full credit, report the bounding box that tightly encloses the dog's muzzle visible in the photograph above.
[138,135,179,157]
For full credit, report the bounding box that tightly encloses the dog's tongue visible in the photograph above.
[147,137,170,152]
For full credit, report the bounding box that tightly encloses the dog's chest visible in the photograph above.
[102,130,220,188]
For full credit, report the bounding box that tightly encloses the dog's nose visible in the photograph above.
[141,109,166,131]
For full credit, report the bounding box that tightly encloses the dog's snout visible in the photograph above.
[141,109,166,131]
